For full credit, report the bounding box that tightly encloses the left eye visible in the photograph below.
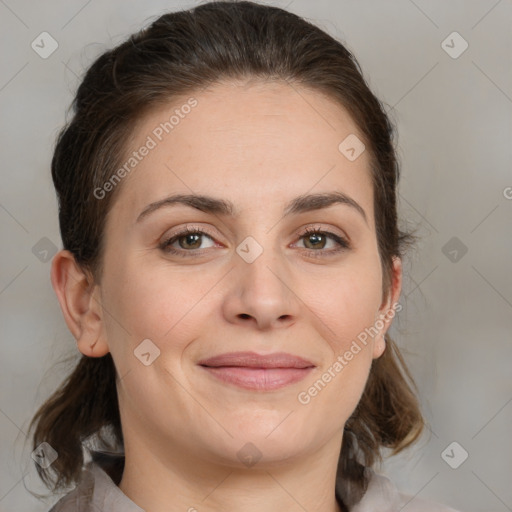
[296,227,349,252]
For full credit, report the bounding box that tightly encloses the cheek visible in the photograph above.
[297,252,382,408]
[307,257,383,348]
[297,274,380,425]
[101,257,218,352]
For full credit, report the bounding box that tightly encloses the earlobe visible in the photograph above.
[372,332,386,359]
[50,250,110,357]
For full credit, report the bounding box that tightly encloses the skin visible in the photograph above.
[51,80,402,512]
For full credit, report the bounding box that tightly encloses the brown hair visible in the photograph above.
[28,1,423,508]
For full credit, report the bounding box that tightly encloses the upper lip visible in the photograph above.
[197,351,315,369]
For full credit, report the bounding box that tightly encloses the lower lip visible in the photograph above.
[200,366,314,391]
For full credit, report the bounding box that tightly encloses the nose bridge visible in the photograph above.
[228,228,299,328]
[237,231,287,297]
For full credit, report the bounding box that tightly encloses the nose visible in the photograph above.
[222,247,300,331]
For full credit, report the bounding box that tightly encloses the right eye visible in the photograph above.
[159,226,218,257]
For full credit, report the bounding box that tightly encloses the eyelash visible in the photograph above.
[159,225,350,259]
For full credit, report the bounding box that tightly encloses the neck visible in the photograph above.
[118,427,346,512]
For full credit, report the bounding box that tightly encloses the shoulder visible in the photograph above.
[48,461,144,512]
[351,470,462,512]
[47,468,95,512]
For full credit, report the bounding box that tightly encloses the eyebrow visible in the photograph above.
[136,191,367,224]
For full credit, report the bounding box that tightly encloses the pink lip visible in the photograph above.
[197,351,315,369]
[197,351,316,391]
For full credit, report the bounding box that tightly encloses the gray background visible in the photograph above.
[1,1,511,511]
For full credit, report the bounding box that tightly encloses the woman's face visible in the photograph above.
[87,81,401,468]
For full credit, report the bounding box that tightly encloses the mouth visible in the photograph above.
[197,351,316,391]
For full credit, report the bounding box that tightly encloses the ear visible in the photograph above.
[50,249,109,357]
[372,256,402,359]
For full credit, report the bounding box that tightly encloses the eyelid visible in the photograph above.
[162,223,219,242]
[296,224,350,243]
[161,223,348,242]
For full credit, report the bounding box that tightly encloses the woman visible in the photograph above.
[28,2,461,511]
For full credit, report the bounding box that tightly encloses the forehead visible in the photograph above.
[109,80,374,226]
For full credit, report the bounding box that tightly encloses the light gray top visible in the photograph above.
[48,461,461,512]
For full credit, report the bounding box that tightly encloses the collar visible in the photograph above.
[49,456,420,512]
